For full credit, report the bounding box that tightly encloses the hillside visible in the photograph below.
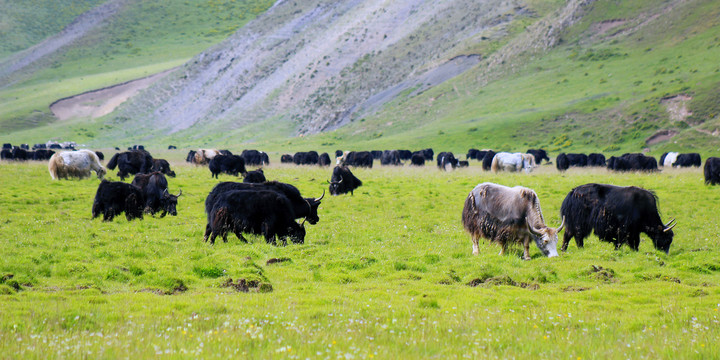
[2,0,720,156]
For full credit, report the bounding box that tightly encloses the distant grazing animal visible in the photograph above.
[205,190,306,245]
[481,150,496,171]
[151,158,176,177]
[91,180,144,221]
[1,149,13,160]
[293,151,319,165]
[186,150,197,163]
[11,148,28,161]
[94,151,104,161]
[370,150,383,160]
[458,160,469,167]
[131,172,181,217]
[168,145,177,150]
[673,153,701,167]
[243,169,266,183]
[241,149,269,166]
[556,153,587,171]
[205,181,323,226]
[329,166,362,195]
[335,150,344,157]
[607,153,657,172]
[587,153,606,167]
[526,149,550,165]
[2,143,11,149]
[462,182,564,260]
[398,150,414,161]
[318,153,331,166]
[208,155,247,178]
[491,152,536,173]
[336,151,373,168]
[419,148,433,161]
[560,183,675,253]
[131,145,145,150]
[410,153,425,166]
[381,150,403,166]
[33,143,47,150]
[48,150,106,180]
[467,149,482,160]
[281,154,294,163]
[193,149,220,165]
[437,152,459,170]
[704,157,720,185]
[659,152,679,167]
[33,149,55,161]
[106,150,154,180]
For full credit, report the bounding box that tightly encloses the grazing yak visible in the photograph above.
[336,151,374,168]
[151,158,176,177]
[193,149,221,165]
[410,153,426,166]
[560,183,675,253]
[437,152,459,170]
[48,150,106,180]
[209,155,247,178]
[462,182,564,260]
[481,150,496,171]
[186,150,197,163]
[318,153,332,166]
[131,172,181,217]
[205,190,306,245]
[704,157,720,185]
[466,149,482,160]
[556,153,588,171]
[659,152,679,167]
[673,153,701,167]
[280,154,294,163]
[329,166,362,195]
[205,181,324,227]
[607,153,658,172]
[370,150,383,160]
[491,152,536,173]
[587,153,606,167]
[243,169,266,183]
[293,151,319,165]
[91,180,144,221]
[107,150,154,180]
[526,149,550,165]
[381,150,403,166]
[241,149,270,166]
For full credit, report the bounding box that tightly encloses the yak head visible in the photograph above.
[652,218,676,254]
[161,189,182,217]
[303,190,325,224]
[289,219,307,244]
[96,167,107,180]
[527,217,565,257]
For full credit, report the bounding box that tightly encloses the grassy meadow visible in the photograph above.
[0,156,718,358]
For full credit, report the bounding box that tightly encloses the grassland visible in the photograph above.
[0,157,718,358]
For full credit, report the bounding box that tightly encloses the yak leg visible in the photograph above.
[472,235,480,255]
[203,224,211,242]
[627,232,640,251]
[561,232,573,252]
[522,236,532,261]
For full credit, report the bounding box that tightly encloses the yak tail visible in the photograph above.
[107,153,120,170]
[490,155,499,173]
[48,153,62,180]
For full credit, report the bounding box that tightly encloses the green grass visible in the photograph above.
[1,158,718,358]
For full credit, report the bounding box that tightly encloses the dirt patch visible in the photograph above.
[589,19,626,35]
[661,94,693,122]
[221,278,273,293]
[589,265,616,283]
[645,129,678,145]
[563,285,590,292]
[49,69,174,121]
[467,275,539,290]
[266,257,291,265]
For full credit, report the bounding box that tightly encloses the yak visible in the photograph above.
[131,172,181,217]
[704,157,720,185]
[329,166,362,195]
[107,150,154,180]
[48,150,106,180]
[243,169,267,183]
[462,182,564,260]
[91,180,144,221]
[208,155,247,178]
[560,183,675,253]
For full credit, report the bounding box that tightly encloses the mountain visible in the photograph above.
[2,0,720,155]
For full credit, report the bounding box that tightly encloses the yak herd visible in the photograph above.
[2,142,720,258]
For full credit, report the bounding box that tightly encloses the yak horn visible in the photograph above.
[663,218,676,232]
[301,217,307,226]
[177,189,182,197]
[557,216,565,232]
[526,218,543,236]
[315,189,326,202]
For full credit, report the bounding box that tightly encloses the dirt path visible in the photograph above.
[49,69,174,121]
